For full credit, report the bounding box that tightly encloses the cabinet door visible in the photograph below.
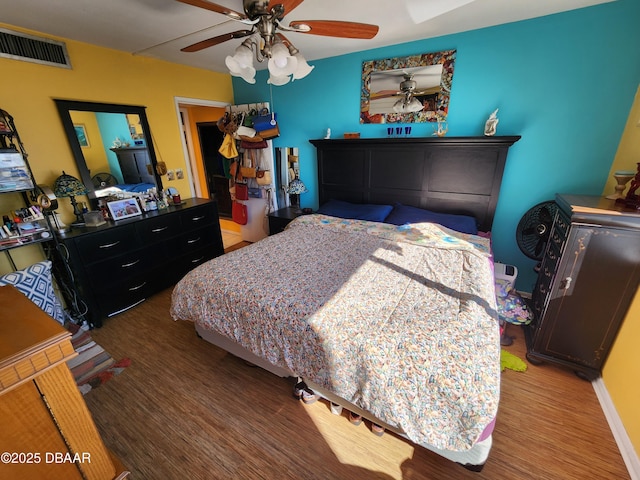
[536,225,640,368]
[0,381,83,479]
[133,150,155,184]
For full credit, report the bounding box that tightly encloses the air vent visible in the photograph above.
[0,28,71,68]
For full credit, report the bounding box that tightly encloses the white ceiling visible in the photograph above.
[0,0,613,73]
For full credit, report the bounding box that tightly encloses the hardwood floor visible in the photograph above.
[85,286,630,479]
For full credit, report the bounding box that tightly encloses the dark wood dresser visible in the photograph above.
[527,194,640,379]
[56,198,224,327]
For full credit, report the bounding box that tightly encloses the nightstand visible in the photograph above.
[268,207,306,235]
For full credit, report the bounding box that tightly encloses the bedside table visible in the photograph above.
[268,207,307,235]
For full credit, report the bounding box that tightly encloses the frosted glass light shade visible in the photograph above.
[267,74,291,86]
[268,42,298,78]
[292,53,314,80]
[225,44,256,84]
[393,97,423,113]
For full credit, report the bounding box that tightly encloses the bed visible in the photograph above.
[170,136,520,470]
[94,182,156,198]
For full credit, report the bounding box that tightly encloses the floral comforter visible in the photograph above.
[170,214,500,451]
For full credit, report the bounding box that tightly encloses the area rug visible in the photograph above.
[501,349,528,372]
[66,323,130,395]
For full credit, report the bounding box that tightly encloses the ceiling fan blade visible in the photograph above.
[181,30,253,52]
[288,20,379,39]
[176,0,247,21]
[413,87,441,96]
[270,0,304,15]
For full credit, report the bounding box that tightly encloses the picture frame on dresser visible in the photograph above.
[107,198,142,220]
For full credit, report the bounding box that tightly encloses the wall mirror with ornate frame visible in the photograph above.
[360,49,456,124]
[54,99,163,203]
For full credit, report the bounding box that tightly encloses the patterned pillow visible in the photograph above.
[0,261,65,324]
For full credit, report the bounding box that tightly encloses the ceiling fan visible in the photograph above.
[370,69,440,113]
[391,72,438,113]
[177,0,379,85]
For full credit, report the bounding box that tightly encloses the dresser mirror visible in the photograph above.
[360,49,456,124]
[54,99,163,203]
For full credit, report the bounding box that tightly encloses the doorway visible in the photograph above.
[196,121,232,217]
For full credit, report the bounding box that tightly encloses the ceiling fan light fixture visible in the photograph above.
[268,41,298,79]
[393,96,423,114]
[291,52,314,80]
[267,73,291,86]
[179,0,380,86]
[225,41,256,84]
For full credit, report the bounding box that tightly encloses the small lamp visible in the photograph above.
[53,171,88,225]
[286,174,308,212]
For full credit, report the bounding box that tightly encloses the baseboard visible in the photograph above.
[592,378,640,480]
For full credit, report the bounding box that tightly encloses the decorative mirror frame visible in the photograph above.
[54,99,162,204]
[360,49,456,124]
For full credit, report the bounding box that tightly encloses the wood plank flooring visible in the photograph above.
[84,285,630,479]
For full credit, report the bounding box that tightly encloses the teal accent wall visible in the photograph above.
[233,0,640,292]
[95,112,132,184]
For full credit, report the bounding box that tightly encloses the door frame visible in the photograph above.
[174,96,229,198]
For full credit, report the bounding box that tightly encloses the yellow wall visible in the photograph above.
[70,111,110,175]
[602,84,640,457]
[0,23,232,273]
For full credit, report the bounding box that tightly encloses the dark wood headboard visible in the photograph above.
[310,136,520,232]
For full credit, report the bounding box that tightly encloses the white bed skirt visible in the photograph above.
[194,323,492,468]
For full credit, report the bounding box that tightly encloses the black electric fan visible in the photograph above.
[91,172,118,189]
[516,201,559,268]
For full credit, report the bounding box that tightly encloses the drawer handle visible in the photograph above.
[128,281,147,291]
[559,277,572,290]
[121,259,140,268]
[191,215,206,222]
[191,256,205,264]
[187,237,201,244]
[152,226,169,233]
[99,241,120,249]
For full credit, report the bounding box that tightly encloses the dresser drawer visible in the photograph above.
[136,214,181,244]
[177,225,219,254]
[95,273,151,318]
[85,248,152,286]
[180,203,216,231]
[73,224,138,263]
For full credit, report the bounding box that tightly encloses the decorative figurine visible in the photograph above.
[324,128,331,139]
[432,120,448,137]
[484,109,499,136]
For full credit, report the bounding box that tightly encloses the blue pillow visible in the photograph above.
[0,260,65,324]
[384,204,478,235]
[317,199,393,222]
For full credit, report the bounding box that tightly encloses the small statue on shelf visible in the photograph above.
[484,109,499,136]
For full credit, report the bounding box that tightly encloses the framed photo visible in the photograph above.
[74,124,90,147]
[107,198,142,220]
